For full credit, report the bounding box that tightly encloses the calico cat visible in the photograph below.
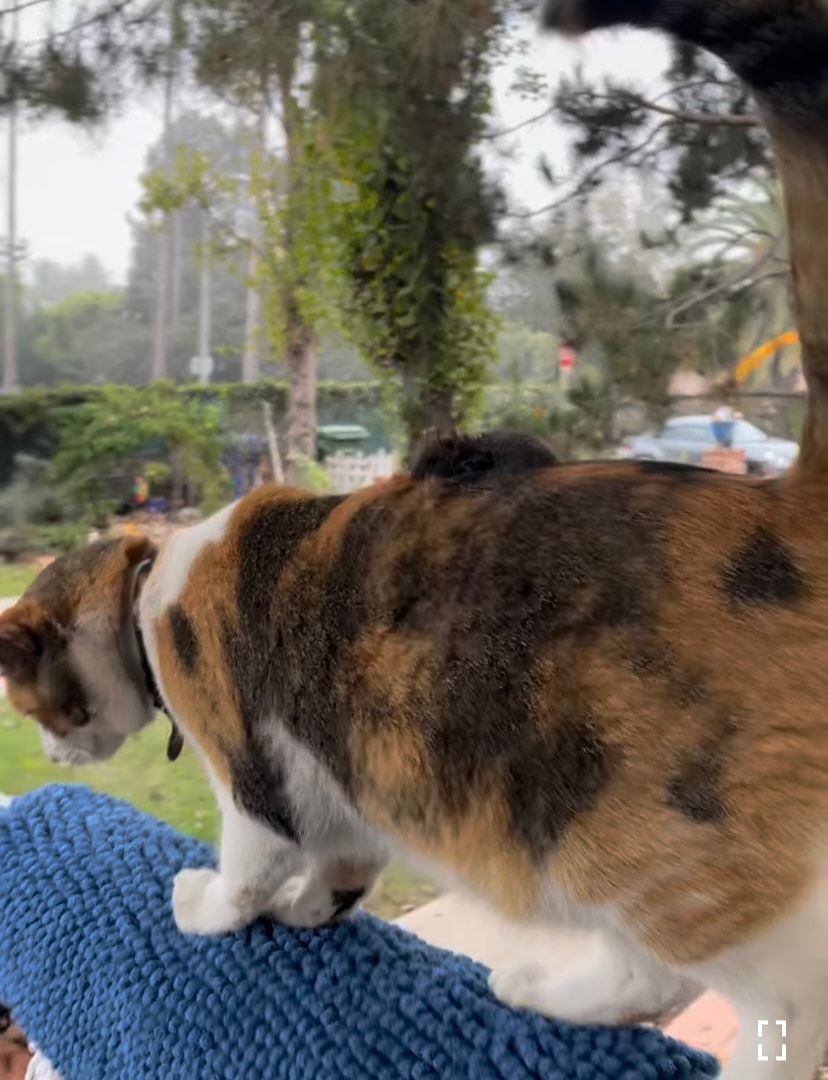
[1,2,827,1077]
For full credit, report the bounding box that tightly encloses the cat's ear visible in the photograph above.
[0,603,49,679]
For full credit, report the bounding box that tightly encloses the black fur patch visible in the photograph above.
[168,603,199,674]
[235,496,344,643]
[720,528,806,608]
[504,715,616,852]
[222,495,344,836]
[274,499,394,789]
[230,753,300,844]
[541,0,659,33]
[667,747,726,823]
[410,430,556,486]
[666,708,740,824]
[331,888,366,917]
[635,460,710,482]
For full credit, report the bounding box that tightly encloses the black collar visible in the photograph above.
[131,559,183,763]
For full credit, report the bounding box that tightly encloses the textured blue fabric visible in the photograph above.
[0,786,720,1080]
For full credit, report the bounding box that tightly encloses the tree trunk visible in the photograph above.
[150,0,176,381]
[242,95,268,384]
[3,0,19,393]
[400,366,456,464]
[284,295,317,479]
[241,250,262,384]
[274,49,319,482]
[170,212,183,333]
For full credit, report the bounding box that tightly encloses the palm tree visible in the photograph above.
[690,182,793,386]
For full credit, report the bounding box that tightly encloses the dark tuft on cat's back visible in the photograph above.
[410,430,557,486]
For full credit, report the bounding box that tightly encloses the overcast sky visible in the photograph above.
[4,16,668,284]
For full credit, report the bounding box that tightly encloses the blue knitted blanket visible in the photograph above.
[0,786,719,1079]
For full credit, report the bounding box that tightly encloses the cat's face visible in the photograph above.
[0,536,158,765]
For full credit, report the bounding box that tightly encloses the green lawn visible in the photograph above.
[0,563,38,598]
[0,699,436,919]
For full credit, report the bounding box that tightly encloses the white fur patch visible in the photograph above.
[138,501,237,709]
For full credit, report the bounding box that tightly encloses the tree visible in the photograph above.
[537,45,772,226]
[129,111,250,382]
[686,183,793,386]
[0,1,169,122]
[314,0,518,453]
[28,255,109,306]
[184,0,326,471]
[552,234,691,446]
[25,290,148,385]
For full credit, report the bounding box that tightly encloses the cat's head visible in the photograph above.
[0,536,158,765]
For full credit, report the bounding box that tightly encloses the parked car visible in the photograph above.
[616,414,799,476]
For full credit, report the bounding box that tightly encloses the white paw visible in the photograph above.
[172,867,247,936]
[489,955,696,1027]
[269,872,341,929]
[490,964,556,1014]
[490,961,627,1023]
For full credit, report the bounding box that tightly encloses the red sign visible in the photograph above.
[558,345,576,372]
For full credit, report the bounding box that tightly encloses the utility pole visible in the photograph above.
[241,93,268,384]
[150,0,176,381]
[2,0,19,393]
[170,211,182,333]
[195,209,212,386]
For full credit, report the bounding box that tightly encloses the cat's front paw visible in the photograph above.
[172,867,248,936]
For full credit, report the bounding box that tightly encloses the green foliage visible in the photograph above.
[0,455,67,529]
[29,255,110,307]
[2,2,171,122]
[551,237,691,448]
[26,290,145,386]
[313,0,514,449]
[34,523,90,555]
[289,456,330,494]
[551,46,772,223]
[50,384,226,515]
[0,381,393,492]
[683,182,794,387]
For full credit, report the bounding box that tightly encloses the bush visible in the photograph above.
[34,523,89,555]
[290,455,330,494]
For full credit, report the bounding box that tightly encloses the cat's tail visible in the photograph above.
[542,0,828,474]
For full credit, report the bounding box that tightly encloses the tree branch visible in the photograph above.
[22,0,163,48]
[574,89,759,128]
[511,122,669,219]
[483,104,556,141]
[627,91,758,127]
[1,0,52,16]
[665,242,785,328]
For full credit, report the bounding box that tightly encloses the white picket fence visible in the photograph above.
[325,451,396,494]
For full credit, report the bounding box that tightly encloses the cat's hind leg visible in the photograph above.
[489,928,701,1025]
[685,880,828,1080]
